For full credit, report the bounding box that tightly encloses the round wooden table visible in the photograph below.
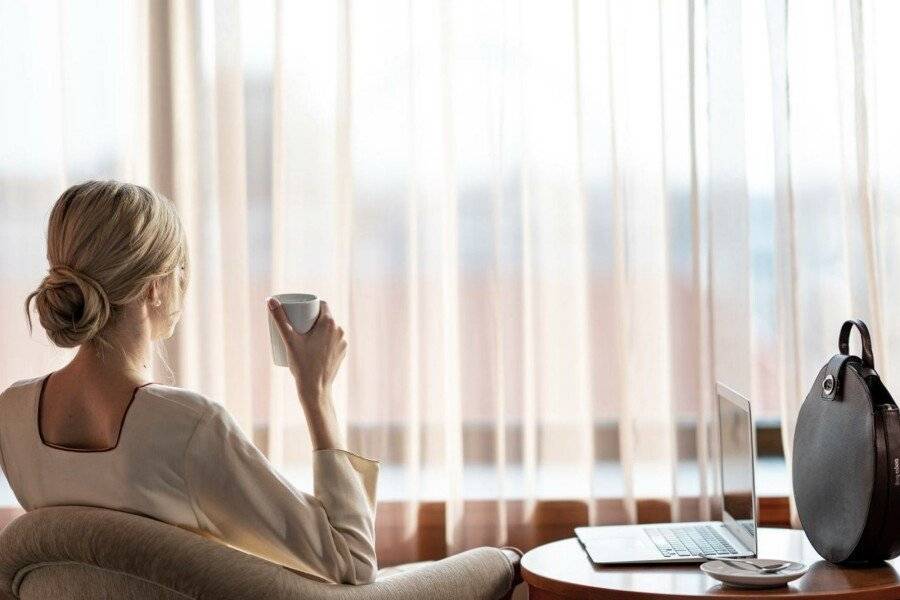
[522,528,900,599]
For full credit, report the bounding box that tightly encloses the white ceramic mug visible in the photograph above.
[268,293,321,367]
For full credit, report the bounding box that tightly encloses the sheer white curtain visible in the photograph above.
[2,0,899,563]
[270,0,715,556]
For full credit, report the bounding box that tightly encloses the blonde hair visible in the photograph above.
[26,180,188,349]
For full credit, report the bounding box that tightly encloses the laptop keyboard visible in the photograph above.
[643,525,737,558]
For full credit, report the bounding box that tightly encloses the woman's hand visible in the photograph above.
[268,298,348,400]
[268,298,347,450]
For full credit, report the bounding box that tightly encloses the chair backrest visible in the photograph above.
[0,506,519,600]
[0,506,326,599]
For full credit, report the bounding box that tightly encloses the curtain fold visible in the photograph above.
[2,0,899,565]
[212,0,253,434]
[765,0,803,526]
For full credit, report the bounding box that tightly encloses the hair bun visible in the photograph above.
[31,265,112,348]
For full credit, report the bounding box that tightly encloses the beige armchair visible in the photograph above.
[0,506,521,600]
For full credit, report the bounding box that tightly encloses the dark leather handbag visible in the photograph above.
[793,320,900,563]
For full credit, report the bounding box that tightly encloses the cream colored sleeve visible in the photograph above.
[184,404,379,585]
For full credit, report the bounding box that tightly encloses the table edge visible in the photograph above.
[520,531,900,600]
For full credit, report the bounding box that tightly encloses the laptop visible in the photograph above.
[575,383,758,564]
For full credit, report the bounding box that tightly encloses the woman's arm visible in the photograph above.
[183,299,377,584]
[267,298,346,451]
[184,404,378,584]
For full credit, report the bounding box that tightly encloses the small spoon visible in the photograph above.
[716,558,792,574]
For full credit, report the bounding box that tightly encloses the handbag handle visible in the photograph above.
[839,319,874,369]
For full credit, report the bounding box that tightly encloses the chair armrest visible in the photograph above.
[498,548,523,600]
[338,547,517,600]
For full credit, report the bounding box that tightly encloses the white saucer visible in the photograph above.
[700,558,808,589]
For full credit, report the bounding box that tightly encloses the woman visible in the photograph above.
[0,180,377,584]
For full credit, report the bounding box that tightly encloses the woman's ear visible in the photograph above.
[147,279,163,309]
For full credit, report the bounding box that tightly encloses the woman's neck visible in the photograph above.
[68,324,155,386]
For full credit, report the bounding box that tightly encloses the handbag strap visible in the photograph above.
[821,354,860,400]
[839,319,875,369]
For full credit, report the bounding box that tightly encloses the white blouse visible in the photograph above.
[0,376,379,585]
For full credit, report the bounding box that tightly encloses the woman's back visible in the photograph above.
[38,368,151,452]
[1,377,208,518]
[0,375,379,584]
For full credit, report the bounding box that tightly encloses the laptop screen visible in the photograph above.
[718,385,757,553]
